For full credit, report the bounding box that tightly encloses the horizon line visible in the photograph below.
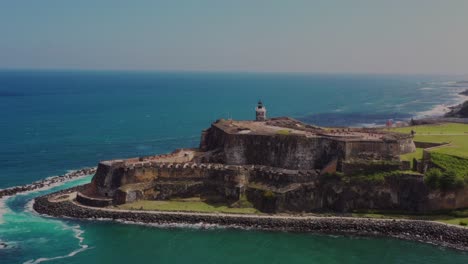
[0,67,465,77]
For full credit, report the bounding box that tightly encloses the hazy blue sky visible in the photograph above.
[1,0,467,74]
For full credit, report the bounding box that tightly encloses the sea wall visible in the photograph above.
[33,189,468,252]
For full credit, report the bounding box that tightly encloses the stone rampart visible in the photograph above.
[340,160,402,175]
[76,191,113,207]
[203,124,415,170]
[414,141,448,149]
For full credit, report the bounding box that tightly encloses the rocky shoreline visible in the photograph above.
[33,186,468,252]
[0,167,96,199]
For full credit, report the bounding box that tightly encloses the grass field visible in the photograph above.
[400,148,424,166]
[114,197,261,214]
[390,123,468,158]
[115,199,467,226]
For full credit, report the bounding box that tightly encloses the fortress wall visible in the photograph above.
[204,124,413,169]
[202,125,229,153]
[91,160,468,212]
[340,160,402,175]
[414,141,447,149]
[426,187,468,210]
[343,140,400,160]
[249,173,431,213]
[221,133,342,170]
[249,166,318,185]
[93,161,126,197]
[93,160,251,197]
[399,137,417,154]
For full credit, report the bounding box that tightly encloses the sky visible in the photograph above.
[0,0,467,75]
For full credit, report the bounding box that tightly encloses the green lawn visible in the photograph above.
[114,197,261,214]
[400,148,424,166]
[390,123,468,158]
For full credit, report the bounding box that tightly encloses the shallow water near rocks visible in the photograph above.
[1,71,468,263]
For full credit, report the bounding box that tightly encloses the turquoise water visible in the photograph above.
[1,71,467,263]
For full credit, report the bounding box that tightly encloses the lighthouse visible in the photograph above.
[255,100,267,121]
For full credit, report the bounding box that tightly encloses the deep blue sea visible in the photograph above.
[1,70,467,263]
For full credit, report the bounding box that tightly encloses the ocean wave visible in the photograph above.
[413,89,468,119]
[0,196,10,224]
[118,219,225,230]
[88,216,228,230]
[23,202,90,264]
[413,104,451,119]
[0,172,92,262]
[23,224,89,264]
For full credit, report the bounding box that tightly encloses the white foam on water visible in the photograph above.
[0,196,11,224]
[87,216,229,230]
[414,87,468,119]
[22,213,90,264]
[3,173,90,220]
[0,171,92,263]
[414,104,452,119]
[23,224,89,264]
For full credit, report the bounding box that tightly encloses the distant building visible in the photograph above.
[386,119,393,128]
[255,100,267,121]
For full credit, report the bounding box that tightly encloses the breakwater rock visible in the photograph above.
[0,167,96,199]
[34,187,468,252]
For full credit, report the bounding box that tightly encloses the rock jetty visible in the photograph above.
[34,186,468,252]
[0,167,96,199]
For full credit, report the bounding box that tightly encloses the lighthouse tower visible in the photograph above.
[255,100,267,121]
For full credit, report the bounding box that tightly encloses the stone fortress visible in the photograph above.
[76,102,467,212]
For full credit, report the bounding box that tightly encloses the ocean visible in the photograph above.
[0,70,467,263]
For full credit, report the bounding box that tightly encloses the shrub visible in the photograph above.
[439,170,457,190]
[425,168,466,190]
[425,168,442,189]
[459,221,467,226]
[426,153,468,189]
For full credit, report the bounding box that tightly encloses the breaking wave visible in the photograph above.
[23,223,89,264]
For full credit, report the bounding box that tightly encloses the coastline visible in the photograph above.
[414,86,468,119]
[33,186,468,252]
[0,167,96,199]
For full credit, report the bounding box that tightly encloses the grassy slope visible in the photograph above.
[391,123,468,158]
[114,197,261,214]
